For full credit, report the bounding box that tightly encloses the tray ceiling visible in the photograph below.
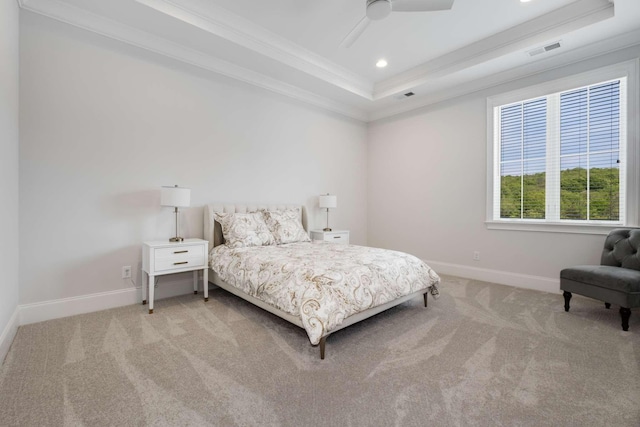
[19,0,640,121]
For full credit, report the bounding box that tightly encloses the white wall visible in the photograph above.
[368,45,640,292]
[19,12,367,310]
[0,0,20,362]
[17,6,640,325]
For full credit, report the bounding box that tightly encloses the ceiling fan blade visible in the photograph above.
[391,0,454,12]
[340,16,371,48]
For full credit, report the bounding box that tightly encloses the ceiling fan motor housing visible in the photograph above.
[367,0,392,20]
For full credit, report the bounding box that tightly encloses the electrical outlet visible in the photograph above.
[473,251,480,261]
[122,266,132,279]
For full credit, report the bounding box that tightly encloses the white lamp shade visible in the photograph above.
[319,194,337,209]
[161,186,191,207]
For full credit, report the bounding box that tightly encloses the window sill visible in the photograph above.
[485,220,627,235]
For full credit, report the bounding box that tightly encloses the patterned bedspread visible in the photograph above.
[209,242,440,345]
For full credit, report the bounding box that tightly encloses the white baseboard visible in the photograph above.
[0,307,20,365]
[20,287,139,325]
[11,262,557,333]
[425,260,560,294]
[19,279,197,326]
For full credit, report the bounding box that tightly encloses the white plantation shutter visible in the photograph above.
[558,81,622,221]
[498,98,547,219]
[494,77,626,225]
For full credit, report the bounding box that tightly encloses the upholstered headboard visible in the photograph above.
[204,204,308,250]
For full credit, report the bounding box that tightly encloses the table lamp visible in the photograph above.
[319,193,337,232]
[161,185,191,242]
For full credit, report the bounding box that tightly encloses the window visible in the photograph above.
[486,61,638,234]
[499,98,547,220]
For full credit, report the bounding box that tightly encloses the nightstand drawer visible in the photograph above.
[155,244,204,259]
[310,230,350,244]
[153,244,206,272]
[324,232,348,243]
[154,256,205,272]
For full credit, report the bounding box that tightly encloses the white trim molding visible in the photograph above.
[369,29,640,122]
[134,0,373,100]
[19,0,368,122]
[373,0,615,100]
[426,260,560,295]
[20,288,139,326]
[19,0,635,123]
[0,308,20,366]
[19,275,201,326]
[486,59,639,234]
[485,221,624,235]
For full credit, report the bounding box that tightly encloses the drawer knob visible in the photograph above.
[333,236,341,239]
[174,250,188,254]
[174,261,188,265]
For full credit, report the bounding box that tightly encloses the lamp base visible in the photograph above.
[169,237,184,242]
[323,227,332,232]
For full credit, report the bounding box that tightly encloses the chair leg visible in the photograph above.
[563,291,572,312]
[605,302,611,309]
[619,307,631,331]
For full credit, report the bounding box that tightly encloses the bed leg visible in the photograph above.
[423,292,428,308]
[319,337,326,360]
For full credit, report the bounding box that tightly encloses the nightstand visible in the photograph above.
[142,238,209,314]
[310,230,350,244]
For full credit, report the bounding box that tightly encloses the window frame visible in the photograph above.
[486,60,639,235]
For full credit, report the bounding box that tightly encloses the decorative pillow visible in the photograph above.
[262,208,310,244]
[214,212,275,248]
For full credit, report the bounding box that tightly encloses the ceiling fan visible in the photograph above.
[340,0,455,48]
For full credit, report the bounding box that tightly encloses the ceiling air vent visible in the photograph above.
[528,41,562,57]
[395,91,416,100]
[545,42,562,52]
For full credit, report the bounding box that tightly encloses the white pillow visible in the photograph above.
[262,208,310,244]
[214,212,275,248]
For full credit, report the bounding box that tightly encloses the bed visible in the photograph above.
[204,204,440,359]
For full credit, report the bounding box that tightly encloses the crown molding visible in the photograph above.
[19,0,369,122]
[369,28,640,122]
[373,0,615,100]
[134,0,374,100]
[18,0,636,124]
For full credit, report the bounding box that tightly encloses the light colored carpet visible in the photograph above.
[1,275,639,426]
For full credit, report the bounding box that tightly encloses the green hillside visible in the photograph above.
[501,167,619,220]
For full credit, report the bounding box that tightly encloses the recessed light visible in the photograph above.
[520,0,532,2]
[376,59,388,68]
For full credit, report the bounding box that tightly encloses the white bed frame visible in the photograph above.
[204,204,429,359]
